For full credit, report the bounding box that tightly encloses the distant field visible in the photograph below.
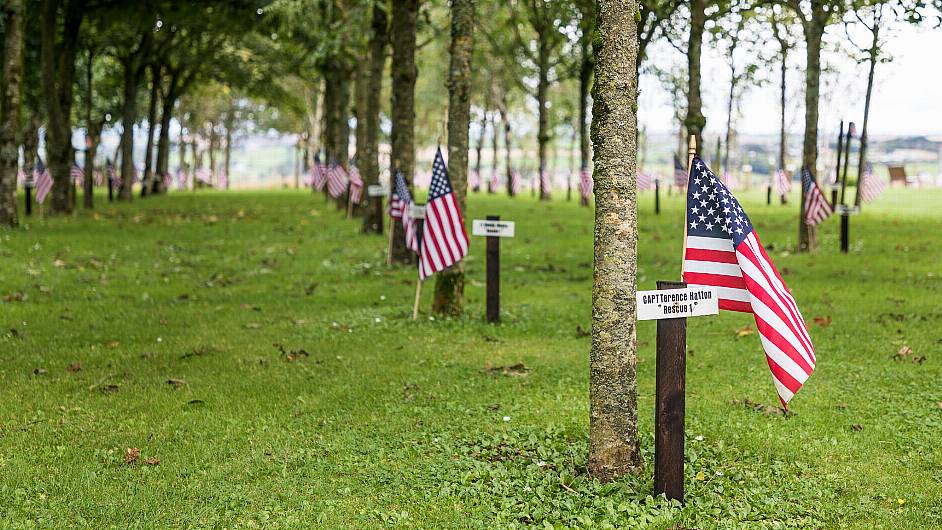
[0,186,939,528]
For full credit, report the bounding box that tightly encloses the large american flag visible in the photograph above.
[392,170,419,253]
[673,154,688,188]
[801,168,833,226]
[859,163,886,203]
[34,159,53,204]
[682,157,816,407]
[579,166,593,200]
[326,161,348,199]
[418,148,469,280]
[774,168,791,198]
[348,163,363,205]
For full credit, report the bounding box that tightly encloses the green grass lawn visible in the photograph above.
[0,186,940,528]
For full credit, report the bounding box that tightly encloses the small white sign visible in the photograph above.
[636,286,719,321]
[836,204,860,215]
[367,185,388,197]
[409,204,426,219]
[472,219,515,238]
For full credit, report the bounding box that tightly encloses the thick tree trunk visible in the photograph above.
[389,0,419,263]
[537,45,551,200]
[798,16,825,252]
[141,65,159,198]
[432,0,473,316]
[589,0,643,483]
[499,100,513,196]
[683,0,705,153]
[119,58,142,201]
[40,0,82,214]
[362,0,387,234]
[84,125,99,208]
[352,55,369,216]
[0,0,24,226]
[155,87,176,194]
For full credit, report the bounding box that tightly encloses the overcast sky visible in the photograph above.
[637,20,942,138]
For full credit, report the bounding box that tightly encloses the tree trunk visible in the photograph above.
[473,111,486,191]
[141,64,159,198]
[362,0,387,234]
[490,109,499,194]
[724,70,735,175]
[855,30,879,207]
[208,120,218,186]
[432,0,473,316]
[579,28,592,207]
[499,99,513,196]
[119,58,142,201]
[0,0,24,226]
[352,53,369,217]
[389,0,419,263]
[155,83,176,194]
[589,0,643,483]
[798,15,825,252]
[40,0,82,214]
[82,48,95,209]
[683,0,705,152]
[537,43,551,200]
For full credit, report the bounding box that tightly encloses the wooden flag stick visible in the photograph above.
[346,188,354,218]
[386,218,395,266]
[411,278,423,320]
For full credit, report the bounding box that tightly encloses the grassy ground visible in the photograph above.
[0,185,939,528]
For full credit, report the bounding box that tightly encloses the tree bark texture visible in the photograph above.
[855,25,879,207]
[141,65,159,198]
[432,0,473,316]
[683,0,705,153]
[0,0,24,226]
[362,0,387,234]
[389,0,419,263]
[798,9,827,252]
[589,0,643,483]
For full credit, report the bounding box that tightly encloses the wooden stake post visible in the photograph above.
[472,217,515,323]
[410,205,426,320]
[24,179,32,216]
[654,179,660,215]
[839,123,854,253]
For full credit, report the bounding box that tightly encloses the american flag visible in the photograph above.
[106,162,118,191]
[195,167,212,184]
[418,148,469,280]
[469,169,481,192]
[162,171,173,190]
[636,171,654,191]
[70,164,84,185]
[94,169,104,186]
[326,161,348,199]
[579,167,593,200]
[218,171,229,189]
[801,168,833,226]
[312,155,328,190]
[774,168,791,198]
[682,157,816,407]
[392,170,419,253]
[673,154,688,188]
[17,169,27,185]
[489,171,499,192]
[348,163,363,205]
[721,170,738,191]
[859,163,886,203]
[176,168,187,190]
[34,159,53,204]
[510,169,522,196]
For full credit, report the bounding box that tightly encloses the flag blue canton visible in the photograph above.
[429,148,453,200]
[801,168,815,193]
[394,170,413,203]
[686,157,753,247]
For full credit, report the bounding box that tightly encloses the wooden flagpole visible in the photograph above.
[411,217,425,320]
[411,279,423,320]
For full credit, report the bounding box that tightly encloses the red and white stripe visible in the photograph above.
[35,168,53,204]
[579,167,593,199]
[636,171,653,191]
[859,165,886,203]
[326,164,348,199]
[510,170,522,196]
[419,195,468,279]
[775,168,791,197]
[348,165,363,205]
[489,172,499,192]
[70,165,85,184]
[804,182,833,226]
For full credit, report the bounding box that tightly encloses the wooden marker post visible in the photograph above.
[654,179,660,215]
[472,217,516,323]
[410,205,426,320]
[766,182,772,205]
[839,123,854,253]
[637,283,719,503]
[24,179,33,216]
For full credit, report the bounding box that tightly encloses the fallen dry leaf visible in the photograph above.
[53,259,67,268]
[144,457,160,466]
[106,341,120,348]
[125,447,140,465]
[66,363,82,372]
[166,378,187,388]
[851,424,864,432]
[812,315,832,328]
[736,325,756,337]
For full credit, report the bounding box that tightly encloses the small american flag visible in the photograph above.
[348,163,364,205]
[17,169,27,185]
[70,164,84,185]
[218,171,229,189]
[326,161,348,199]
[34,159,53,204]
[489,171,499,192]
[510,169,522,196]
[801,168,833,226]
[312,155,328,190]
[94,169,104,186]
[195,167,212,184]
[579,167,593,200]
[774,168,792,198]
[392,171,419,253]
[673,155,688,188]
[162,171,173,190]
[176,168,186,189]
[636,171,653,191]
[106,162,118,192]
[469,169,480,192]
[859,163,886,203]
[683,157,815,407]
[418,148,469,280]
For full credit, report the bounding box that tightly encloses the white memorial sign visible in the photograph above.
[472,219,515,238]
[408,204,426,219]
[367,185,388,197]
[636,286,719,321]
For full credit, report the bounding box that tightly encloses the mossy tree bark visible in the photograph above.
[362,0,388,234]
[432,0,473,316]
[389,0,419,264]
[577,0,594,207]
[0,0,24,226]
[589,0,643,483]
